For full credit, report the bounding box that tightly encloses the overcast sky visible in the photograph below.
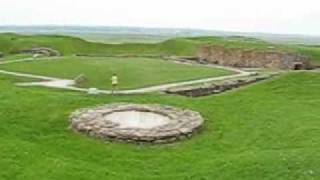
[0,0,319,35]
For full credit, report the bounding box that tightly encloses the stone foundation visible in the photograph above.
[70,103,204,144]
[20,47,60,57]
[166,74,273,97]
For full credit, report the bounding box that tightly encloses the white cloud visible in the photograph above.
[0,0,319,35]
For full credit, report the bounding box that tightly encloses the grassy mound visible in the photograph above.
[0,56,233,89]
[0,72,319,179]
[1,33,320,65]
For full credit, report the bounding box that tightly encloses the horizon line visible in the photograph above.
[0,24,320,37]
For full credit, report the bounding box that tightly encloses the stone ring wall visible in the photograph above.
[70,103,204,143]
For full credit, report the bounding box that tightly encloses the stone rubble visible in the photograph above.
[20,47,60,57]
[166,74,274,97]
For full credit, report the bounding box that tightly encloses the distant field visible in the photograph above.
[1,33,320,64]
[67,33,171,44]
[0,56,233,89]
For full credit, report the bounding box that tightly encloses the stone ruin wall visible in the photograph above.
[20,47,60,57]
[197,45,311,70]
[166,74,273,97]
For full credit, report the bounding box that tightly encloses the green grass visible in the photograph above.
[0,56,233,89]
[0,53,33,61]
[1,33,320,64]
[290,45,320,66]
[1,32,319,180]
[0,72,319,180]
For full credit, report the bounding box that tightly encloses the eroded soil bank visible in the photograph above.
[197,45,312,70]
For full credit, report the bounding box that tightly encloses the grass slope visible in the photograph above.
[0,56,233,89]
[0,54,32,61]
[69,33,171,44]
[1,33,320,64]
[0,72,319,179]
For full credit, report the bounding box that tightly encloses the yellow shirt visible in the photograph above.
[111,76,118,85]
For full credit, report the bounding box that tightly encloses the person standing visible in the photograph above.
[111,73,118,94]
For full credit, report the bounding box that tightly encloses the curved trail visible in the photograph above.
[0,57,254,94]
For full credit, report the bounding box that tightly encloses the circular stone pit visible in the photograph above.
[70,103,204,143]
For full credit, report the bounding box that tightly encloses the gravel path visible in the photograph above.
[0,58,35,65]
[0,57,59,65]
[0,69,59,81]
[0,57,254,94]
